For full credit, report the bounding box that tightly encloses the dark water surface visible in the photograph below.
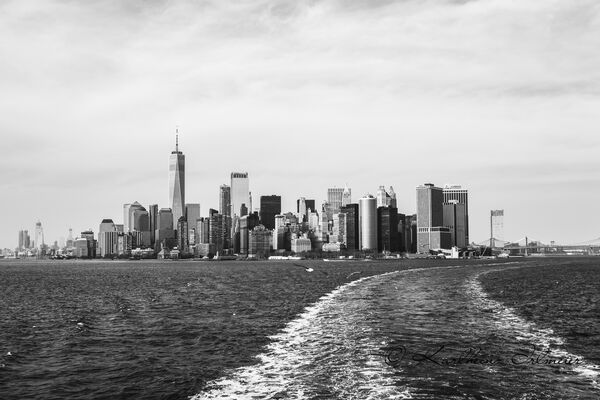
[1,258,599,399]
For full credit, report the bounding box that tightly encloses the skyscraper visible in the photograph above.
[341,203,359,251]
[259,195,281,230]
[378,206,400,252]
[34,221,44,251]
[186,203,201,244]
[156,208,175,249]
[327,187,345,214]
[359,195,377,251]
[491,210,504,247]
[417,183,451,252]
[443,200,468,248]
[169,133,185,228]
[342,185,352,207]
[230,172,250,218]
[98,219,117,257]
[219,185,231,217]
[443,184,469,245]
[148,204,158,246]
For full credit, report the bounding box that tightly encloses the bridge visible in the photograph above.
[473,237,600,256]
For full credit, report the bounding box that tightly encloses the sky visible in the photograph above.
[1,0,599,249]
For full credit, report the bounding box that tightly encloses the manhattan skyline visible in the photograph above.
[1,1,600,248]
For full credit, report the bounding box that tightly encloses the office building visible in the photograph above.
[328,187,345,213]
[443,184,469,245]
[231,172,250,218]
[443,200,468,248]
[169,134,185,228]
[209,210,226,254]
[417,183,451,252]
[359,195,377,251]
[98,219,118,257]
[491,210,504,248]
[341,203,359,251]
[177,216,189,254]
[291,235,312,253]
[80,230,96,258]
[34,221,44,250]
[377,206,400,253]
[148,204,159,246]
[259,195,281,230]
[249,225,271,257]
[342,185,352,207]
[156,208,175,249]
[239,213,260,255]
[186,203,201,245]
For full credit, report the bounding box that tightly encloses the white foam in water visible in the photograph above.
[190,271,414,400]
[467,269,600,386]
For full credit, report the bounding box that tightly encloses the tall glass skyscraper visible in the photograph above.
[169,134,185,228]
[359,195,377,251]
[230,172,250,218]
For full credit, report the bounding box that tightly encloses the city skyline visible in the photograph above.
[1,1,600,248]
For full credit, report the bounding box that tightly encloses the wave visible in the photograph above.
[467,268,600,386]
[190,270,413,400]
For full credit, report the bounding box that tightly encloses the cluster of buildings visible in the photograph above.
[11,137,474,260]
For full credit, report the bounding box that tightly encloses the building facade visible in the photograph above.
[359,195,377,251]
[169,135,185,228]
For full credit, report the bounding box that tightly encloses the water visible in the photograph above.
[1,258,599,399]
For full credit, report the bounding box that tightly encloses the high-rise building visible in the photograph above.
[186,203,201,245]
[156,208,175,249]
[148,204,159,246]
[249,225,271,257]
[123,202,144,233]
[327,187,345,214]
[443,184,469,245]
[332,213,346,245]
[342,185,352,207]
[80,230,96,258]
[177,216,189,254]
[389,186,397,208]
[443,200,468,248]
[209,209,225,254]
[359,195,377,251]
[239,213,260,255]
[18,230,31,250]
[34,221,44,251]
[417,183,451,252]
[220,185,231,217]
[259,195,281,230]
[341,203,359,251]
[231,172,250,218]
[491,210,504,248]
[169,133,185,228]
[377,206,400,253]
[98,219,118,257]
[66,228,74,248]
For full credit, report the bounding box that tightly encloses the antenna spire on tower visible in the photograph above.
[175,126,179,152]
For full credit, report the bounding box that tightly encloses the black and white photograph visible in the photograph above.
[1,0,600,399]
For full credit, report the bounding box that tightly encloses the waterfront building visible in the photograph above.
[239,212,260,255]
[34,221,44,251]
[273,215,286,250]
[491,210,504,248]
[443,200,468,248]
[177,216,189,254]
[417,183,451,252]
[148,204,159,246]
[98,219,118,257]
[231,172,250,219]
[332,213,346,245]
[322,242,342,252]
[291,234,312,253]
[74,238,89,258]
[186,203,201,245]
[197,218,210,244]
[341,203,359,251]
[259,195,281,230]
[169,134,185,228]
[308,210,320,231]
[156,208,175,250]
[249,225,271,258]
[18,230,30,250]
[359,195,377,251]
[209,210,225,254]
[377,206,400,253]
[80,230,96,258]
[443,184,469,245]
